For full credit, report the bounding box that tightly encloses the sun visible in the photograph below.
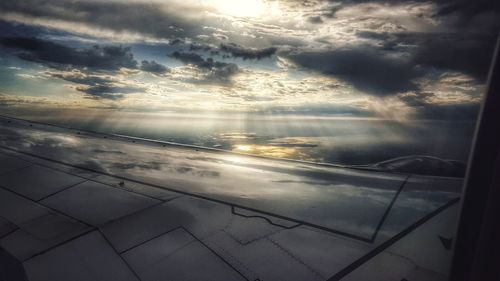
[207,0,265,18]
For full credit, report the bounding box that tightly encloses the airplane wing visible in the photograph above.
[0,116,461,281]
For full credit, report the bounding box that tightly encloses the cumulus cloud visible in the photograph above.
[169,51,239,84]
[169,52,207,67]
[46,70,144,100]
[219,43,277,60]
[189,43,213,52]
[0,37,138,71]
[0,37,154,99]
[140,60,169,74]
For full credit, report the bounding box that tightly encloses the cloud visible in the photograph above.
[355,31,391,41]
[189,43,213,52]
[76,85,134,100]
[415,102,481,120]
[169,51,239,84]
[432,0,500,31]
[140,60,169,74]
[286,47,421,96]
[333,0,499,31]
[46,70,144,100]
[411,32,497,81]
[0,93,57,108]
[307,16,324,24]
[0,37,138,71]
[397,91,481,120]
[47,71,113,85]
[169,51,207,67]
[358,31,498,81]
[288,27,496,97]
[0,0,497,120]
[398,92,435,107]
[219,43,277,60]
[0,37,151,99]
[0,1,211,41]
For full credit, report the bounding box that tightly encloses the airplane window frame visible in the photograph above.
[451,33,500,281]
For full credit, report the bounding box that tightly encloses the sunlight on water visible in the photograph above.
[233,144,300,159]
[0,108,476,165]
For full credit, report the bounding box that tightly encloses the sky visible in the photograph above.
[0,0,498,121]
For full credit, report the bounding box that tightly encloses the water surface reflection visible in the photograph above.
[0,117,462,242]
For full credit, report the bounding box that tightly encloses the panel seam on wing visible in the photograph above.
[267,236,325,279]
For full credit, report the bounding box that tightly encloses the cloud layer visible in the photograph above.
[287,47,422,96]
[0,37,137,71]
[169,51,239,84]
[0,0,498,118]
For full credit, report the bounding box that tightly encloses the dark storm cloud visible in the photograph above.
[331,0,500,30]
[219,43,277,60]
[140,60,169,74]
[411,33,497,81]
[356,31,497,81]
[0,19,61,38]
[287,47,422,96]
[431,0,500,31]
[290,28,497,96]
[289,0,496,99]
[0,37,138,71]
[0,0,207,40]
[169,51,239,83]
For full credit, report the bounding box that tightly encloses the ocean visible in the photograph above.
[0,109,477,165]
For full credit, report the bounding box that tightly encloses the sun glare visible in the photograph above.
[235,144,253,152]
[207,0,265,17]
